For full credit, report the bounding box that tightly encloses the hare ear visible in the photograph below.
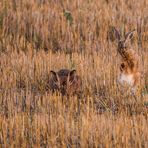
[125,29,135,43]
[68,70,76,82]
[50,71,58,81]
[113,27,121,41]
[70,70,76,76]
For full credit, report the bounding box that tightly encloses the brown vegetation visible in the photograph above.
[0,0,148,147]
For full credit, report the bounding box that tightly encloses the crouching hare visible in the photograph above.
[113,27,141,95]
[49,69,82,96]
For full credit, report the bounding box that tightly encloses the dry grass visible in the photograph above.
[0,0,148,147]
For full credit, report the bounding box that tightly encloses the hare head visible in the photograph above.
[113,27,135,53]
[50,69,78,96]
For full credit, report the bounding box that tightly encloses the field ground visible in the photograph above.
[0,0,148,147]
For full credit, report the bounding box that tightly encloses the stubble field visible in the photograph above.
[0,0,148,147]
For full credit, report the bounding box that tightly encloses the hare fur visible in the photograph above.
[113,27,141,94]
[49,69,82,96]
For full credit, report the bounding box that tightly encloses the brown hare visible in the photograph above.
[49,69,82,96]
[113,27,141,94]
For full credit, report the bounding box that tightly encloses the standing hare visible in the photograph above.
[49,69,82,96]
[113,27,141,94]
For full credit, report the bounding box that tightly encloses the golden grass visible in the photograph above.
[0,0,148,147]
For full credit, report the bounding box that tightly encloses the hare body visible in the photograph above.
[114,27,141,94]
[49,69,82,96]
[118,49,140,88]
[119,73,134,86]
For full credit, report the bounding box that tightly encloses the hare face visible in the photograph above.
[113,27,135,48]
[118,40,127,51]
[50,69,81,96]
[57,75,69,95]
